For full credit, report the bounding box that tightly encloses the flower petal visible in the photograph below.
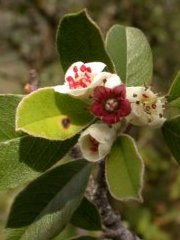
[85,62,106,73]
[87,123,116,143]
[54,84,70,93]
[65,61,84,80]
[104,74,122,88]
[118,99,131,116]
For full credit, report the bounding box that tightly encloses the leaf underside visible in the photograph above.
[106,134,144,201]
[105,25,153,86]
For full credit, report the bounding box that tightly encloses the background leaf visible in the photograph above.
[162,116,180,163]
[167,71,180,117]
[105,134,144,201]
[105,25,153,86]
[0,94,23,142]
[168,70,180,102]
[56,9,113,72]
[71,197,101,231]
[16,88,93,140]
[6,160,92,240]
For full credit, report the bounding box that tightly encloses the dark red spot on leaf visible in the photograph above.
[61,117,71,129]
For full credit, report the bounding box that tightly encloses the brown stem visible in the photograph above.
[93,160,142,240]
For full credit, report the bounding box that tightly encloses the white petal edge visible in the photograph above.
[85,62,106,73]
[104,74,122,88]
[87,123,116,143]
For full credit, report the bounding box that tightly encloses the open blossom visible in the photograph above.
[126,86,166,127]
[90,85,131,124]
[54,61,121,99]
[54,61,106,98]
[78,123,116,162]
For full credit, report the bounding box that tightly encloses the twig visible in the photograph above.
[93,160,142,240]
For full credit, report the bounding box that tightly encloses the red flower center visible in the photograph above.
[89,136,99,152]
[90,85,131,124]
[66,64,92,89]
[105,98,119,112]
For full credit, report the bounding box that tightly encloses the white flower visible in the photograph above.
[54,61,106,99]
[126,86,166,128]
[54,61,122,99]
[78,123,116,162]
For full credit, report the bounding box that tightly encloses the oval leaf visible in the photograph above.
[71,197,102,230]
[105,25,153,86]
[16,88,93,140]
[6,160,93,240]
[57,9,114,72]
[105,134,144,201]
[162,116,180,163]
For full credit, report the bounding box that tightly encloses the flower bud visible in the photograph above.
[78,123,116,162]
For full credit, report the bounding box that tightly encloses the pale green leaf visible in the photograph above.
[6,160,93,240]
[16,88,93,140]
[105,25,153,86]
[57,9,114,72]
[106,134,144,201]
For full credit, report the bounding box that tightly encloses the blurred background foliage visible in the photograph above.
[0,0,179,239]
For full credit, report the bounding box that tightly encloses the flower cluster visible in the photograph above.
[54,62,166,162]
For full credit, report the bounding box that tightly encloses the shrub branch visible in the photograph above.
[93,160,142,240]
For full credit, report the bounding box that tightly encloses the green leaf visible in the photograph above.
[162,116,180,163]
[167,98,180,119]
[168,71,180,102]
[105,25,153,86]
[0,94,78,190]
[52,225,76,240]
[0,94,23,142]
[0,135,78,190]
[105,134,144,201]
[71,197,101,230]
[6,160,93,240]
[168,98,180,109]
[167,71,180,118]
[16,88,93,140]
[56,9,114,72]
